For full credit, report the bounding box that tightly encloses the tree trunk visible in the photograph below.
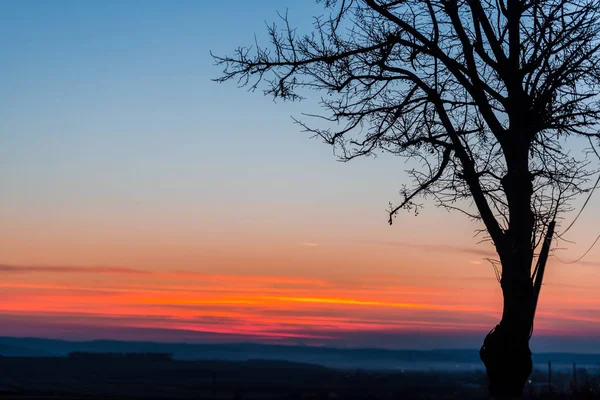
[480,149,536,397]
[480,274,534,397]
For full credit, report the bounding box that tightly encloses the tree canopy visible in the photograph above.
[214,0,600,253]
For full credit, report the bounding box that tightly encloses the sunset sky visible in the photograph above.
[2,0,600,352]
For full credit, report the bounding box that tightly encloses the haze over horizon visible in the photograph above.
[2,0,600,353]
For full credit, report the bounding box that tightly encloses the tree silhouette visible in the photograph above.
[213,0,600,396]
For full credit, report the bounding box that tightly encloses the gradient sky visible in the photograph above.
[2,0,600,352]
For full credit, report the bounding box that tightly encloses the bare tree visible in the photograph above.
[213,0,600,396]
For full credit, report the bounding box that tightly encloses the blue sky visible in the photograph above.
[1,0,456,246]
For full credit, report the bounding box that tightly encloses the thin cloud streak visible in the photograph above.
[379,241,496,257]
[0,265,327,286]
[0,264,149,275]
[168,271,326,285]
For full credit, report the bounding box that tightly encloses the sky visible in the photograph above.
[1,0,600,352]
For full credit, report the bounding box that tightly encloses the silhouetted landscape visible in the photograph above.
[1,338,600,399]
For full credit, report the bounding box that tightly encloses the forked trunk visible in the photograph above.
[480,222,555,397]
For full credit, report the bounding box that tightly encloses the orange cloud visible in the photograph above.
[166,272,326,286]
[1,262,598,344]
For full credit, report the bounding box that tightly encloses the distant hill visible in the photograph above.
[0,337,598,371]
[0,343,52,357]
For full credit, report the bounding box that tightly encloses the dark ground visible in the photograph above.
[0,354,599,400]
